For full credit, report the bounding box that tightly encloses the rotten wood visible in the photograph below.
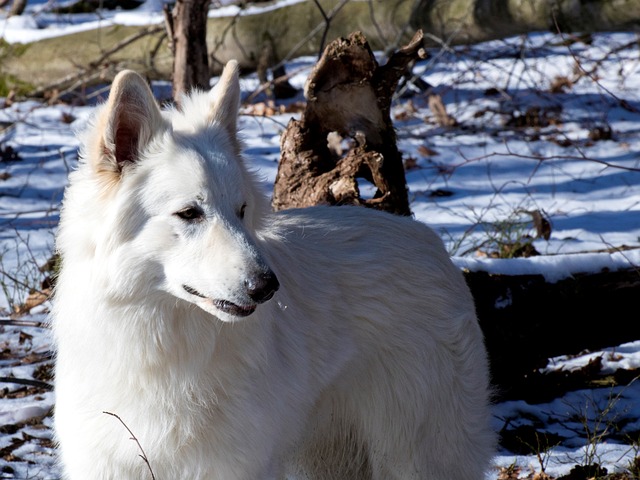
[272,30,427,216]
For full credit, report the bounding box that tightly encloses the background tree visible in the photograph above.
[164,0,211,101]
[3,0,26,16]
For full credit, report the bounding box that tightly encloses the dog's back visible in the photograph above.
[53,61,494,479]
[261,206,495,479]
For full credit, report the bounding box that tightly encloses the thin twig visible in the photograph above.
[311,0,329,58]
[367,0,387,48]
[104,412,157,480]
[243,64,309,104]
[209,8,243,70]
[148,30,168,72]
[31,25,164,98]
[457,146,640,173]
[162,4,175,55]
[90,25,165,70]
[275,0,350,70]
[0,268,49,297]
[551,13,640,113]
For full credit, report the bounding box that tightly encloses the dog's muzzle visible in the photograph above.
[182,269,279,318]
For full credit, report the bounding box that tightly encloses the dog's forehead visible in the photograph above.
[143,129,244,203]
[174,130,239,174]
[171,126,234,160]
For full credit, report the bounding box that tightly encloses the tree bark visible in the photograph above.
[272,30,425,216]
[8,0,27,16]
[170,0,211,101]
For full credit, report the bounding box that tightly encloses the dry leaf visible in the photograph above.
[403,156,419,171]
[550,75,573,93]
[428,94,457,127]
[497,465,522,479]
[417,145,439,157]
[14,289,51,316]
[530,210,552,240]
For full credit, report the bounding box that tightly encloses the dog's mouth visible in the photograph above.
[213,299,257,317]
[182,285,257,317]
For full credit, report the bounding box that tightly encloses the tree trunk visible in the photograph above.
[8,0,27,16]
[272,30,425,216]
[170,0,211,101]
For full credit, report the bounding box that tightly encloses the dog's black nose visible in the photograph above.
[245,270,280,304]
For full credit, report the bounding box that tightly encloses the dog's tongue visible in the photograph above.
[214,299,256,317]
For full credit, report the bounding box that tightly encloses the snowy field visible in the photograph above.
[1,1,640,478]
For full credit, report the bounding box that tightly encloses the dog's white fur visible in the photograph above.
[53,61,494,479]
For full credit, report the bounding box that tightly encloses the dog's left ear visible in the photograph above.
[208,60,240,147]
[94,70,164,179]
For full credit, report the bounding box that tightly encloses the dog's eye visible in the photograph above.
[175,206,204,222]
[238,203,247,220]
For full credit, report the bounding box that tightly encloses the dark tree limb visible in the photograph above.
[0,377,53,391]
[310,0,350,58]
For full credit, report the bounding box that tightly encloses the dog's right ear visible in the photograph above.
[92,70,163,180]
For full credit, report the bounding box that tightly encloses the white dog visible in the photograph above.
[52,61,494,479]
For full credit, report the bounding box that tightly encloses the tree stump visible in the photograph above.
[272,30,427,216]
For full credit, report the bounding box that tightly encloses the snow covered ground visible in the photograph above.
[1,1,640,478]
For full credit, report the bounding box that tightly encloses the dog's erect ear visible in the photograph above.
[94,70,164,177]
[208,60,240,143]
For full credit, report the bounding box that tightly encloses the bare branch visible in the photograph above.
[457,148,640,174]
[104,412,157,480]
[551,13,640,114]
[90,25,165,70]
[0,318,49,328]
[31,25,164,98]
[163,4,175,55]
[0,377,53,391]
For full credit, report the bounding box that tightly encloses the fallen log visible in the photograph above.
[466,266,640,400]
